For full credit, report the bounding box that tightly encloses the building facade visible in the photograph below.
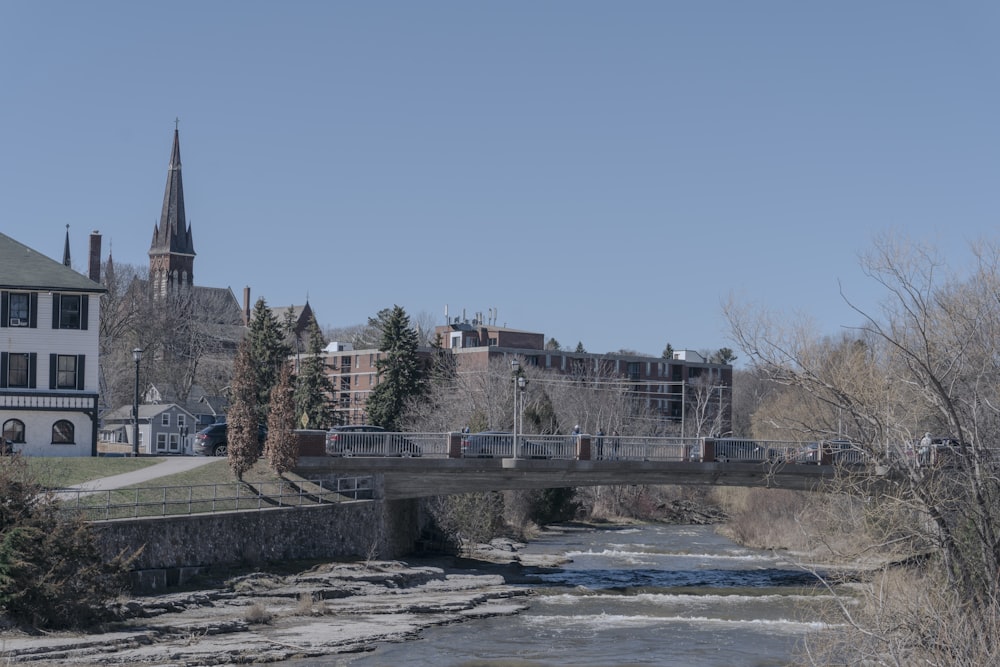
[0,232,105,456]
[315,318,732,435]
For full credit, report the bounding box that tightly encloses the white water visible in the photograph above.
[340,524,839,666]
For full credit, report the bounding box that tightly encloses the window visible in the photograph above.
[156,433,167,451]
[55,355,78,389]
[3,419,24,443]
[60,294,80,329]
[52,420,74,444]
[161,413,171,427]
[8,293,28,326]
[52,293,88,330]
[7,353,29,387]
[177,414,186,429]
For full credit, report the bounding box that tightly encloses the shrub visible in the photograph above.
[0,455,138,629]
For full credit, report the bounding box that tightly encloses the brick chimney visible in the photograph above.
[88,231,102,283]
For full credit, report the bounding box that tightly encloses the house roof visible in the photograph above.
[102,403,195,423]
[0,232,106,293]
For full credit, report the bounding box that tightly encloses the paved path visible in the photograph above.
[66,456,220,492]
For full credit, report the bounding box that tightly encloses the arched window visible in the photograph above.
[52,420,74,444]
[3,419,25,443]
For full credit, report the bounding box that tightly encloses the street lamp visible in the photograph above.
[132,347,143,457]
[511,358,520,459]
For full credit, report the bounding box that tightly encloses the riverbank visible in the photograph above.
[0,548,565,666]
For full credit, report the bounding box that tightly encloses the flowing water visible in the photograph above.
[341,524,839,667]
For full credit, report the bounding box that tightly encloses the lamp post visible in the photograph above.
[132,347,143,457]
[510,358,520,459]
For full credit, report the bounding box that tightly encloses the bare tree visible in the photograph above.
[724,233,1000,662]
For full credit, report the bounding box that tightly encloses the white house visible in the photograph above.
[0,232,105,456]
[100,403,196,455]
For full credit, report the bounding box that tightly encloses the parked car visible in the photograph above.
[460,430,551,459]
[795,440,864,465]
[325,425,421,457]
[193,422,267,457]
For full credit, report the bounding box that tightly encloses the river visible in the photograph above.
[336,523,840,667]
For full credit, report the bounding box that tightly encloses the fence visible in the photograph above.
[54,475,375,521]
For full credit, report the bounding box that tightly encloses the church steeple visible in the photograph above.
[62,224,71,267]
[149,122,196,298]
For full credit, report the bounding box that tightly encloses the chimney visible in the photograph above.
[243,286,251,325]
[88,231,102,283]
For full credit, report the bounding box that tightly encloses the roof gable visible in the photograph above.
[0,232,106,293]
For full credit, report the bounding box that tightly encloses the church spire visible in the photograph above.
[149,122,196,298]
[62,224,71,267]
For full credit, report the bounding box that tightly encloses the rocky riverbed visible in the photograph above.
[1,540,563,666]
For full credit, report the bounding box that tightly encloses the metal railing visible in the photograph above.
[54,475,374,522]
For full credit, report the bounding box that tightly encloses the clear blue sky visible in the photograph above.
[4,2,999,360]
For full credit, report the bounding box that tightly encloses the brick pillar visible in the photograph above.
[448,432,463,458]
[577,435,591,461]
[701,438,715,463]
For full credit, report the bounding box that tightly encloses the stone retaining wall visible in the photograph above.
[92,498,424,591]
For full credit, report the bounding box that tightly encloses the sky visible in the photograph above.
[3,2,1000,362]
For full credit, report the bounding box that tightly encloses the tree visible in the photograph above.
[226,339,259,480]
[545,337,561,351]
[246,297,291,422]
[365,306,425,431]
[724,233,1000,662]
[264,361,298,475]
[709,347,737,365]
[0,455,136,628]
[575,341,586,353]
[661,342,674,360]
[294,317,335,429]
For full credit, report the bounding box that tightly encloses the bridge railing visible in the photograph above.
[54,476,375,521]
[591,435,700,462]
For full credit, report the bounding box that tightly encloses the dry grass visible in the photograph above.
[243,603,273,625]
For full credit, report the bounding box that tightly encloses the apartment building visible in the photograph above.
[320,317,732,433]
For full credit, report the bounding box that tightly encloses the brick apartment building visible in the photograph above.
[319,316,732,434]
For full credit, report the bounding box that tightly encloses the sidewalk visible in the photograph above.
[65,456,220,492]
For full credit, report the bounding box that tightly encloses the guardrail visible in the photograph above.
[54,476,375,521]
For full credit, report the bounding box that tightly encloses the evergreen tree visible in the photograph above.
[662,342,674,359]
[227,338,259,480]
[546,337,561,351]
[246,297,291,422]
[0,455,137,629]
[575,341,586,353]
[365,305,425,431]
[709,347,738,365]
[265,360,298,475]
[294,317,335,429]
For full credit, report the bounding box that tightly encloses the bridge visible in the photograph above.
[294,432,864,499]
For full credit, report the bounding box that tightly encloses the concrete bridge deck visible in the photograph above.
[294,456,841,499]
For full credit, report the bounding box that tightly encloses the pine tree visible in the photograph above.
[265,360,298,475]
[294,317,335,429]
[0,455,137,629]
[246,297,291,422]
[365,305,425,431]
[227,338,259,480]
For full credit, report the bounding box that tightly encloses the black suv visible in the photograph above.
[325,425,421,457]
[193,422,267,457]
